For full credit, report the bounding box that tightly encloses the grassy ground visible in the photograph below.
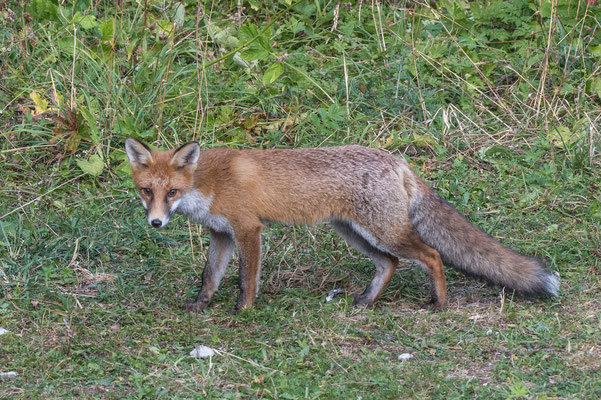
[1,0,600,398]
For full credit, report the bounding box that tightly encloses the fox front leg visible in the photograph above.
[184,230,235,312]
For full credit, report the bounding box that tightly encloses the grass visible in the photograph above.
[1,0,601,398]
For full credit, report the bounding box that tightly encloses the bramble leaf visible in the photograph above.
[262,63,284,85]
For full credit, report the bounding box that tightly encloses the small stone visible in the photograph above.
[0,328,9,335]
[0,371,18,379]
[189,345,215,358]
[398,353,413,360]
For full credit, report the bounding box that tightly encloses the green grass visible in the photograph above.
[1,0,601,398]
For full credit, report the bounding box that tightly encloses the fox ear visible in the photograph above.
[125,138,153,169]
[171,142,200,170]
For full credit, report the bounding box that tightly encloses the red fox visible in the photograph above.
[125,138,559,312]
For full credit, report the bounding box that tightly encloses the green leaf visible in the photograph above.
[173,2,185,27]
[233,53,252,69]
[262,62,284,85]
[29,91,49,116]
[412,133,438,148]
[540,0,552,18]
[80,106,100,145]
[239,24,260,41]
[76,154,104,177]
[57,36,79,55]
[80,15,98,29]
[590,77,601,101]
[99,18,115,40]
[240,45,269,61]
[73,12,98,29]
[478,145,517,162]
[547,126,580,149]
[257,27,271,51]
[158,20,174,38]
[239,23,270,61]
[207,22,239,48]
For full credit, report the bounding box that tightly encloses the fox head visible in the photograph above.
[125,138,200,228]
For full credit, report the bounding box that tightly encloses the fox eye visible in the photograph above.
[167,189,177,198]
[142,188,152,196]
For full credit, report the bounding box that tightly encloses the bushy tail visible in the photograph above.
[409,188,559,297]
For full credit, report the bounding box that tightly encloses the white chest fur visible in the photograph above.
[176,190,234,234]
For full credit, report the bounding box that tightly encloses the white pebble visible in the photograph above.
[0,328,9,335]
[189,345,215,358]
[398,353,413,360]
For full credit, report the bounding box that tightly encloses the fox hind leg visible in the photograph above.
[393,231,447,308]
[333,220,448,308]
[331,220,398,306]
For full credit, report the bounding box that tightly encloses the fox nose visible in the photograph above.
[151,219,163,228]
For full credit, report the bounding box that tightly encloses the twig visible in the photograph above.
[343,52,349,119]
[536,0,557,121]
[376,0,386,51]
[215,349,286,374]
[410,11,427,121]
[0,144,56,153]
[193,0,215,140]
[156,22,177,142]
[331,0,340,32]
[66,237,81,269]
[371,1,382,52]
